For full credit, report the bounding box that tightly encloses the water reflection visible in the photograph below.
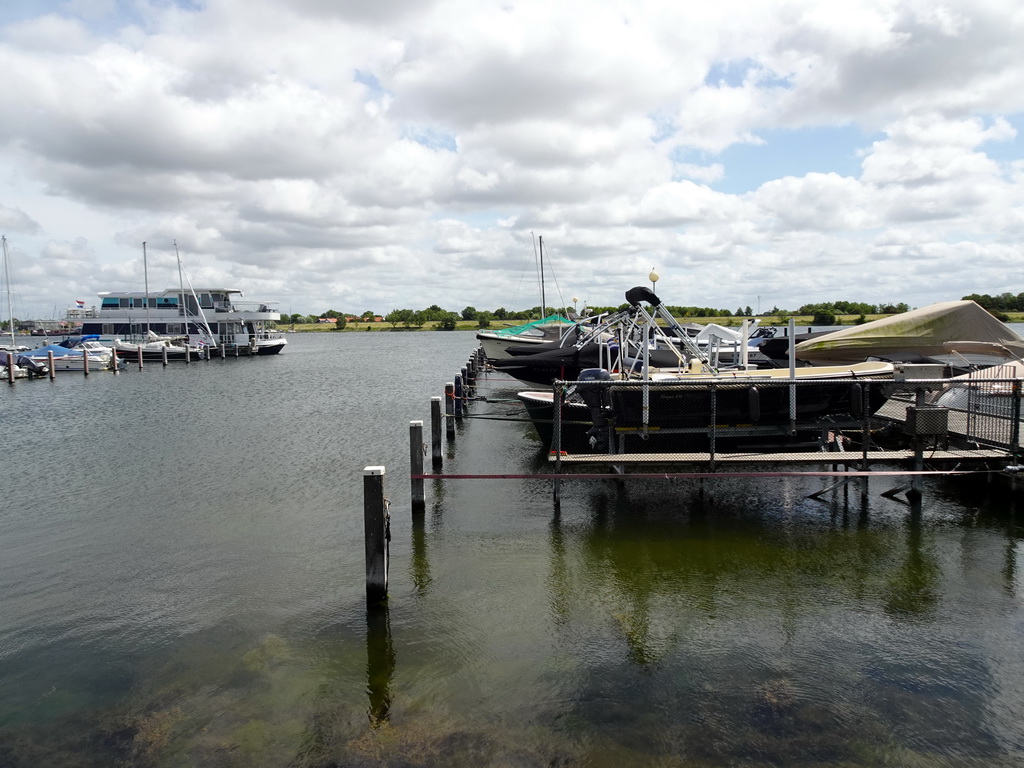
[883,509,939,617]
[365,603,395,727]
[411,511,432,595]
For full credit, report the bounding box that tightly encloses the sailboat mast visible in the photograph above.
[538,235,546,317]
[142,241,151,335]
[2,236,15,347]
[174,240,186,339]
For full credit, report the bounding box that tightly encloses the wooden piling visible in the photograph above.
[6,356,13,384]
[48,350,56,380]
[82,348,89,376]
[410,421,425,509]
[137,345,144,370]
[454,374,464,419]
[220,343,227,359]
[430,396,443,468]
[363,466,389,602]
[162,345,169,366]
[444,382,455,439]
[460,367,469,406]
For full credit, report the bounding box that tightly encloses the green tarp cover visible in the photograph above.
[492,314,570,336]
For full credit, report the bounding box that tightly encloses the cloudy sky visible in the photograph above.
[1,0,1022,320]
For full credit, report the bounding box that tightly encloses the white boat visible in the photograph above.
[69,289,287,356]
[476,314,576,361]
[19,342,121,371]
[0,348,48,378]
[67,243,286,357]
[2,236,31,355]
[477,234,569,361]
[110,330,203,361]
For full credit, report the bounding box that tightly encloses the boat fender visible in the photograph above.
[849,382,863,418]
[747,385,760,423]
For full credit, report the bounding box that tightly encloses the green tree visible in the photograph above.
[385,309,411,328]
[361,310,375,321]
[811,308,836,325]
[437,312,460,330]
[461,306,478,321]
[334,316,346,330]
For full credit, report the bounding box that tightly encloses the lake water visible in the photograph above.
[2,331,1024,766]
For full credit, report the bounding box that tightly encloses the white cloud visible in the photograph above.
[1,0,1024,317]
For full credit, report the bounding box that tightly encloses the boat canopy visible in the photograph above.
[24,344,84,358]
[793,300,1024,364]
[491,314,571,337]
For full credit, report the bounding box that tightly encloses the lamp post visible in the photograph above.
[649,268,660,292]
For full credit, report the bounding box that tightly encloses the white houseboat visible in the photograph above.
[67,288,287,355]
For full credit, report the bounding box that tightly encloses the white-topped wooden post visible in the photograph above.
[48,350,56,380]
[363,466,389,602]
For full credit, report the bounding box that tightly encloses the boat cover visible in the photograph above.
[58,335,101,348]
[24,344,84,358]
[488,314,571,337]
[793,300,1024,364]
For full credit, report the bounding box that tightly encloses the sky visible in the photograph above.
[1,0,1023,320]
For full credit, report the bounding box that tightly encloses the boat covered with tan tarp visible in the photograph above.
[793,300,1024,367]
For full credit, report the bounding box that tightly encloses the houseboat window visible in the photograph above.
[101,298,119,308]
[167,323,184,335]
[119,298,130,308]
[199,293,213,308]
[102,324,114,335]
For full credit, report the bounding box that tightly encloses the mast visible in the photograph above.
[142,241,151,336]
[174,240,187,339]
[538,235,546,318]
[175,241,216,344]
[2,236,14,347]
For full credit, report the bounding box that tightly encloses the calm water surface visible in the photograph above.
[2,331,1024,766]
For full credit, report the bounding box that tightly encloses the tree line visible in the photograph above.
[289,299,917,330]
[287,294,1014,331]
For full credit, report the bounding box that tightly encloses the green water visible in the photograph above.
[2,332,1023,766]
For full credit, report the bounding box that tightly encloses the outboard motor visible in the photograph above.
[576,368,612,452]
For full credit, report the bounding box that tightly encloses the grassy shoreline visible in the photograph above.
[284,311,1024,333]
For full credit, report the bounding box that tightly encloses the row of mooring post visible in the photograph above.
[4,336,269,385]
[364,345,488,603]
